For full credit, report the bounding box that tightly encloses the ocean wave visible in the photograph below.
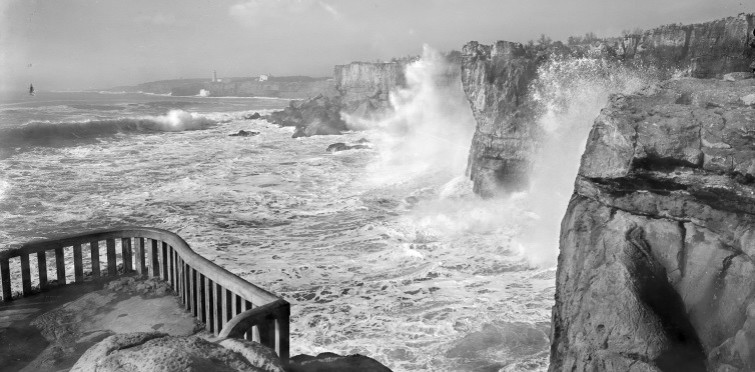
[0,109,215,149]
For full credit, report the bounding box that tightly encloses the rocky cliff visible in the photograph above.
[461,14,755,196]
[550,75,755,371]
[334,62,407,118]
[266,60,415,137]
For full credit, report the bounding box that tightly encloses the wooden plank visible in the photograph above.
[90,241,100,277]
[275,303,291,361]
[168,247,174,289]
[135,238,146,276]
[214,283,222,334]
[150,239,160,278]
[106,239,117,276]
[1,259,11,301]
[188,268,196,316]
[222,288,232,330]
[20,254,31,296]
[37,251,48,289]
[73,244,84,283]
[198,274,206,323]
[161,242,168,282]
[121,238,132,273]
[204,276,213,332]
[55,247,66,285]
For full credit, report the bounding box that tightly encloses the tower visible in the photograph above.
[212,70,217,82]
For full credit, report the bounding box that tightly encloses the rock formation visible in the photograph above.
[461,14,755,196]
[334,61,407,118]
[70,332,285,372]
[550,76,755,371]
[264,94,348,138]
[287,352,393,372]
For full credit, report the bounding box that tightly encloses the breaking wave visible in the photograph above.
[0,109,215,149]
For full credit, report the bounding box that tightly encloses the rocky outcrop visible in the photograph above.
[70,332,285,372]
[288,352,393,372]
[461,14,755,196]
[550,76,755,371]
[334,62,407,117]
[265,94,348,138]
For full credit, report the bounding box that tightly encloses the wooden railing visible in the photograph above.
[0,227,289,362]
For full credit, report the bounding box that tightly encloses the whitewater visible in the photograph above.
[0,49,661,371]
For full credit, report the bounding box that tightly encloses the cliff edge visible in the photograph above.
[461,14,755,197]
[550,75,755,371]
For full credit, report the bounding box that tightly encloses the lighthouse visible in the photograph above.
[212,70,217,82]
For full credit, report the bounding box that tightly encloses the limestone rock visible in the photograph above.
[71,333,284,372]
[265,95,348,138]
[461,14,755,197]
[551,77,755,371]
[288,352,393,372]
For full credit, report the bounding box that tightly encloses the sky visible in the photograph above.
[1,0,753,91]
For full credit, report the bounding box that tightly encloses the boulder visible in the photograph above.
[265,95,348,138]
[288,352,392,372]
[244,112,262,120]
[229,130,260,137]
[550,77,755,371]
[326,142,371,153]
[70,333,285,372]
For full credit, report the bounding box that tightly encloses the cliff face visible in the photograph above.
[461,14,755,196]
[551,76,755,371]
[334,62,407,117]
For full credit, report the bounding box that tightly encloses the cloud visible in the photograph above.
[135,13,177,26]
[318,1,340,19]
[229,0,341,23]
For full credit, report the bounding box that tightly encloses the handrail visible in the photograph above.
[0,227,290,362]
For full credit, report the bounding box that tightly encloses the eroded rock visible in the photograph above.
[288,352,392,372]
[551,77,755,371]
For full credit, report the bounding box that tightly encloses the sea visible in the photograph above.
[0,50,661,371]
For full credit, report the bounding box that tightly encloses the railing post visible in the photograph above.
[90,241,100,277]
[20,254,31,296]
[135,237,146,276]
[121,238,132,273]
[150,239,160,278]
[222,288,232,331]
[37,251,48,290]
[106,239,117,276]
[1,259,11,301]
[275,302,291,362]
[204,276,213,332]
[55,247,66,285]
[73,244,84,283]
[189,268,196,316]
[214,282,223,334]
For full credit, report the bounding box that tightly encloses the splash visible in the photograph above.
[515,57,663,266]
[346,45,476,186]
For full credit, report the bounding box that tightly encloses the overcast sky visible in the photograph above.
[1,0,752,91]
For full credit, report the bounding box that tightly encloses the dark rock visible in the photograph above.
[243,112,262,120]
[266,94,348,138]
[288,353,392,372]
[229,130,260,137]
[550,77,755,371]
[326,142,371,153]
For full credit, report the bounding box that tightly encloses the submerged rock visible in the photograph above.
[326,141,371,153]
[288,352,392,372]
[229,130,260,137]
[550,77,755,371]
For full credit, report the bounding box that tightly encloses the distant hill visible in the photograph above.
[105,76,335,99]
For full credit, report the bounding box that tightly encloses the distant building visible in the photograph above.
[259,74,269,82]
[212,70,222,83]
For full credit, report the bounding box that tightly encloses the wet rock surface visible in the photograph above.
[288,352,393,372]
[550,77,755,371]
[70,332,285,372]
